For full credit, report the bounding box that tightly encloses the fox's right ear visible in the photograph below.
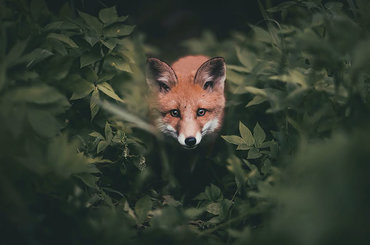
[146,58,177,93]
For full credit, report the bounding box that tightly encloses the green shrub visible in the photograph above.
[0,0,369,244]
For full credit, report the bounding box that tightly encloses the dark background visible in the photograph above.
[45,0,284,58]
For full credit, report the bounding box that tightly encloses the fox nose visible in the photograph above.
[185,137,196,147]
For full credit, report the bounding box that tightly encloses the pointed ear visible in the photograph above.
[194,57,226,92]
[146,58,177,93]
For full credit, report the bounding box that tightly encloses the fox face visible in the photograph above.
[146,56,226,149]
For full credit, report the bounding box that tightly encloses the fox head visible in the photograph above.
[146,56,226,149]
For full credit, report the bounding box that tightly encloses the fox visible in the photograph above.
[146,55,226,149]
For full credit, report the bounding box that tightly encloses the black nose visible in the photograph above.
[185,137,196,147]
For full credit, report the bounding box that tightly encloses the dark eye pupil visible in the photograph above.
[197,109,206,116]
[170,110,179,117]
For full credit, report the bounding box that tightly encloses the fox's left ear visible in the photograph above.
[194,57,226,92]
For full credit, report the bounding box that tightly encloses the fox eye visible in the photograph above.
[170,109,180,117]
[197,108,207,117]
[203,81,214,90]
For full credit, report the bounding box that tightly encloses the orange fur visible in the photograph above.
[147,55,226,148]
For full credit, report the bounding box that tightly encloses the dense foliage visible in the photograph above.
[1,0,369,244]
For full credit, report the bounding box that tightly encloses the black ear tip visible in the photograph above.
[146,57,158,64]
[211,57,225,62]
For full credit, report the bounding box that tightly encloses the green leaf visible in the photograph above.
[184,208,204,219]
[104,122,113,142]
[27,109,63,137]
[97,82,124,102]
[97,140,109,153]
[78,11,103,34]
[0,62,5,91]
[98,6,120,25]
[107,56,133,73]
[135,195,152,224]
[253,123,266,147]
[100,39,118,50]
[243,159,261,187]
[9,85,70,107]
[246,95,267,107]
[236,144,251,150]
[163,195,182,207]
[247,148,262,159]
[205,184,223,202]
[206,203,221,215]
[261,159,272,175]
[75,173,99,189]
[83,33,100,46]
[25,48,54,68]
[235,46,256,71]
[104,24,135,38]
[90,88,100,120]
[6,39,29,66]
[89,131,105,140]
[80,52,101,68]
[47,33,78,48]
[70,79,95,100]
[239,122,255,146]
[221,135,246,145]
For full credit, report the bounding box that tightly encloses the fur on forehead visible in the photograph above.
[156,83,225,112]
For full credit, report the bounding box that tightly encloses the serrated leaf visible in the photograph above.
[221,135,246,145]
[135,195,152,224]
[98,6,119,25]
[78,11,103,34]
[90,88,100,120]
[80,52,101,68]
[97,140,109,153]
[239,122,255,146]
[97,82,124,102]
[47,33,78,48]
[70,79,95,100]
[253,122,266,147]
[104,122,113,142]
[104,24,135,38]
